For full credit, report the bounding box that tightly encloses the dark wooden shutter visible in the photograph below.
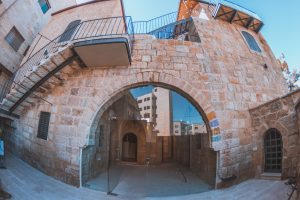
[58,20,81,43]
[37,112,51,140]
[242,31,262,52]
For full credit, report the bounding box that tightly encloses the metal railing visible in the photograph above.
[0,12,202,106]
[13,16,134,85]
[133,12,178,34]
[149,18,199,41]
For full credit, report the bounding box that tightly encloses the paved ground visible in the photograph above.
[86,163,211,198]
[0,154,295,200]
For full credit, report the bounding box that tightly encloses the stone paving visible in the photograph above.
[0,154,294,200]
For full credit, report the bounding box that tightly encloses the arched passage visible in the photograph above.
[122,133,138,162]
[80,77,220,196]
[264,128,282,173]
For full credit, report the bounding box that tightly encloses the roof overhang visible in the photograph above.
[213,1,264,33]
[177,0,264,33]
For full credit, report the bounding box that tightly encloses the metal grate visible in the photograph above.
[37,111,51,140]
[264,128,282,173]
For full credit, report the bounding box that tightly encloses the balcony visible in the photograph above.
[0,13,200,116]
[0,16,134,115]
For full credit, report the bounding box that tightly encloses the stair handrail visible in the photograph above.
[133,11,178,34]
[14,16,134,84]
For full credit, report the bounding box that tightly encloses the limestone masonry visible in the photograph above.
[0,0,298,196]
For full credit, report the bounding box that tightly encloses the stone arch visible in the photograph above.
[258,123,288,176]
[119,120,147,164]
[122,132,138,162]
[83,71,219,149]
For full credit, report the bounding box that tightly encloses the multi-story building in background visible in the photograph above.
[136,87,172,136]
[173,121,207,136]
[136,92,156,123]
[173,121,189,135]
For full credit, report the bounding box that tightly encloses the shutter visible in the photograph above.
[37,111,51,140]
[58,20,81,43]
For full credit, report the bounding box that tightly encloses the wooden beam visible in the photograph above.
[229,10,237,23]
[245,17,254,29]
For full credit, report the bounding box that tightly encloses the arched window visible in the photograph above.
[242,31,262,53]
[264,128,282,173]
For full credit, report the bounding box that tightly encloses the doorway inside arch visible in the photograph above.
[122,133,138,162]
[82,85,217,197]
[264,128,282,173]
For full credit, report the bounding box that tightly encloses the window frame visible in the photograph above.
[37,111,51,140]
[240,30,262,54]
[5,26,25,52]
[38,0,51,14]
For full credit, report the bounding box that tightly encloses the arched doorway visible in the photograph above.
[122,133,138,162]
[264,128,282,173]
[82,84,218,197]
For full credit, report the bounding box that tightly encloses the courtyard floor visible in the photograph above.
[0,154,294,200]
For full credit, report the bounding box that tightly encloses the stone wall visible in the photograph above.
[23,0,123,61]
[249,89,300,179]
[173,134,216,187]
[0,0,50,72]
[6,2,290,187]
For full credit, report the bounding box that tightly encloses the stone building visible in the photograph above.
[0,0,298,197]
[136,87,173,136]
[136,91,156,123]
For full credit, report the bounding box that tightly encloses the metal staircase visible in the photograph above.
[0,13,201,117]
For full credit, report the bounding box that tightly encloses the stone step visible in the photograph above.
[1,44,76,113]
[260,173,282,181]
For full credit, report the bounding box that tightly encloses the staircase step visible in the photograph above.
[260,173,282,181]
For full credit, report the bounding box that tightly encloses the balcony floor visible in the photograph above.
[0,154,293,200]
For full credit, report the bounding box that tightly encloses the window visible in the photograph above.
[37,111,51,140]
[58,20,81,43]
[137,100,142,103]
[144,113,150,118]
[147,97,150,101]
[5,27,25,52]
[38,0,51,14]
[147,106,150,110]
[264,128,282,173]
[144,107,146,110]
[241,31,262,53]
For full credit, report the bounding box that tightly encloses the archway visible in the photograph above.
[122,133,138,162]
[81,83,218,197]
[264,128,282,173]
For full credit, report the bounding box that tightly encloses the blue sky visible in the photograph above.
[124,0,299,71]
[130,86,203,124]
